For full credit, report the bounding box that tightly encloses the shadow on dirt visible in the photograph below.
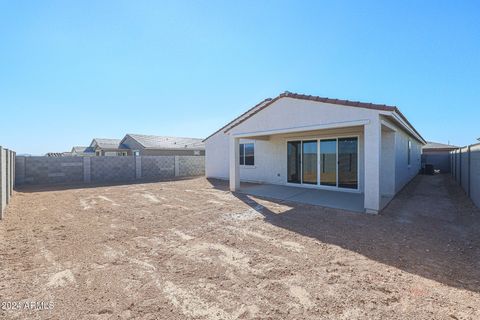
[210,175,480,293]
[15,176,202,193]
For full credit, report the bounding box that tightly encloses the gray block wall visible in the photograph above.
[15,155,205,186]
[178,156,205,177]
[469,145,480,208]
[421,153,451,173]
[451,144,480,209]
[141,156,175,180]
[21,157,84,185]
[91,156,136,183]
[1,146,16,219]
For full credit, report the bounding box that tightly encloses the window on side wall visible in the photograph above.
[239,143,254,166]
[408,140,412,166]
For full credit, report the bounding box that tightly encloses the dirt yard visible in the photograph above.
[0,175,479,319]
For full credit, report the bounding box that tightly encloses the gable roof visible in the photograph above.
[423,141,459,150]
[204,91,426,144]
[90,138,128,150]
[71,146,94,154]
[123,134,205,150]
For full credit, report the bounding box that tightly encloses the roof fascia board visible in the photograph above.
[387,111,426,144]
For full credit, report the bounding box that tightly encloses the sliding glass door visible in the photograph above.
[320,139,337,186]
[287,137,358,189]
[287,141,301,183]
[302,140,317,184]
[338,137,358,189]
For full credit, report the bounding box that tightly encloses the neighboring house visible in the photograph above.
[204,91,426,214]
[70,146,95,156]
[422,141,458,173]
[120,134,205,156]
[89,138,131,156]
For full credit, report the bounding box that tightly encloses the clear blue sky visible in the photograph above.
[1,1,479,155]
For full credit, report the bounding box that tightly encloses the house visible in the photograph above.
[204,91,426,214]
[422,141,458,173]
[120,134,205,156]
[70,146,95,156]
[89,138,131,156]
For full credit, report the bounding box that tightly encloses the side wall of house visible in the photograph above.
[394,124,422,193]
[205,131,230,180]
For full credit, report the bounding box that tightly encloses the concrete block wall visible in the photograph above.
[451,144,480,208]
[20,157,84,185]
[90,156,136,183]
[15,155,205,186]
[1,146,16,219]
[177,156,205,177]
[141,156,175,180]
[468,145,480,208]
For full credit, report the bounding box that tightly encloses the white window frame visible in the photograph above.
[408,139,412,167]
[239,141,255,167]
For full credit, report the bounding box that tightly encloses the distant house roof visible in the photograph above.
[423,141,459,150]
[204,91,426,144]
[90,138,129,150]
[46,152,64,157]
[71,146,94,154]
[123,134,205,150]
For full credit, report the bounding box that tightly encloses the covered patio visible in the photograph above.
[228,117,397,214]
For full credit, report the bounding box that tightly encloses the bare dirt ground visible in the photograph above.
[0,174,479,319]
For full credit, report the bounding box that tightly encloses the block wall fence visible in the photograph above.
[0,146,16,219]
[15,155,204,186]
[451,143,480,208]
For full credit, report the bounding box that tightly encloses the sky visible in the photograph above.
[0,0,479,155]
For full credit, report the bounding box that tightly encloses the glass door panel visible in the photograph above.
[338,137,358,189]
[287,141,301,183]
[320,139,337,186]
[302,140,317,184]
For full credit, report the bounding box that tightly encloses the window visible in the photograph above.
[133,150,140,156]
[193,150,200,156]
[408,140,412,166]
[239,143,254,166]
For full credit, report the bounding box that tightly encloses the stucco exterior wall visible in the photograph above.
[228,97,377,136]
[393,124,422,192]
[205,132,230,180]
[380,128,396,196]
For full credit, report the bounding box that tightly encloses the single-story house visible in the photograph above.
[70,146,95,156]
[89,138,131,156]
[422,141,458,173]
[204,91,426,214]
[120,134,205,156]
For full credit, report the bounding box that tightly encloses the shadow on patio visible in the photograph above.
[211,174,480,293]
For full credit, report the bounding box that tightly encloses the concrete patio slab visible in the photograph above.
[237,183,366,212]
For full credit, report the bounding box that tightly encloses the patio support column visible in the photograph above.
[364,117,381,214]
[229,136,240,191]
